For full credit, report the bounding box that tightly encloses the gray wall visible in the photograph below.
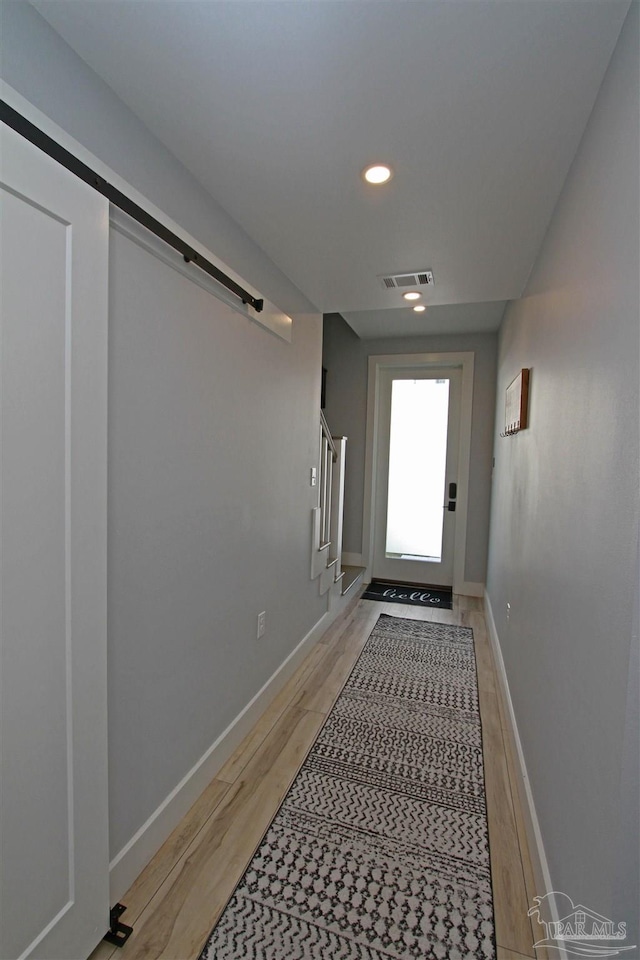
[486,1,638,938]
[2,2,327,859]
[322,315,497,584]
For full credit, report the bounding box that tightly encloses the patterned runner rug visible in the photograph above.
[200,614,495,960]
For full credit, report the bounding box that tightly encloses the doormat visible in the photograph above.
[199,614,495,959]
[362,579,453,609]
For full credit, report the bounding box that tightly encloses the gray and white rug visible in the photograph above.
[200,614,495,960]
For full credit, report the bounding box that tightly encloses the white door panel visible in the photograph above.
[1,125,109,960]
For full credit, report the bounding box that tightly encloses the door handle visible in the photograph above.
[444,480,457,511]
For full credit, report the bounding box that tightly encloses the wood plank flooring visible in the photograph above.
[90,595,541,960]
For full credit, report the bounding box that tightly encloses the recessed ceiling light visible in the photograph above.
[413,305,426,313]
[362,164,393,185]
[403,291,421,301]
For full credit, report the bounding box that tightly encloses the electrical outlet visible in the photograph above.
[257,611,266,639]
[506,602,511,623]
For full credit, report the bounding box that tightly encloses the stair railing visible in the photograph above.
[319,410,337,550]
[311,412,347,594]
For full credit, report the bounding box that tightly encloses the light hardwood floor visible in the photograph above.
[90,595,542,960]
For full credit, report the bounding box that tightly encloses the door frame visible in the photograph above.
[362,352,475,595]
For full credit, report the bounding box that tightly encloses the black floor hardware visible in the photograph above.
[103,903,133,948]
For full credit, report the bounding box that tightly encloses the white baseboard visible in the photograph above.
[483,592,563,953]
[456,581,485,597]
[341,552,364,568]
[109,605,337,902]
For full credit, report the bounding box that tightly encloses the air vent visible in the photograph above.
[379,270,434,290]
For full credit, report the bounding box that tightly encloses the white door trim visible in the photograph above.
[362,352,475,595]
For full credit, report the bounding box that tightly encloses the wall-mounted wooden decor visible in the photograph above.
[502,368,530,436]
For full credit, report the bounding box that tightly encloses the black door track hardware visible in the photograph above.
[0,100,264,314]
[104,903,133,948]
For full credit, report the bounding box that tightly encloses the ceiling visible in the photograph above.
[32,0,629,338]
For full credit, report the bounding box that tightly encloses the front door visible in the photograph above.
[372,366,461,587]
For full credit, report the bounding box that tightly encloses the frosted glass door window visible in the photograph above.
[385,378,450,561]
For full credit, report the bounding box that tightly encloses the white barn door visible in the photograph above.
[1,124,110,959]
